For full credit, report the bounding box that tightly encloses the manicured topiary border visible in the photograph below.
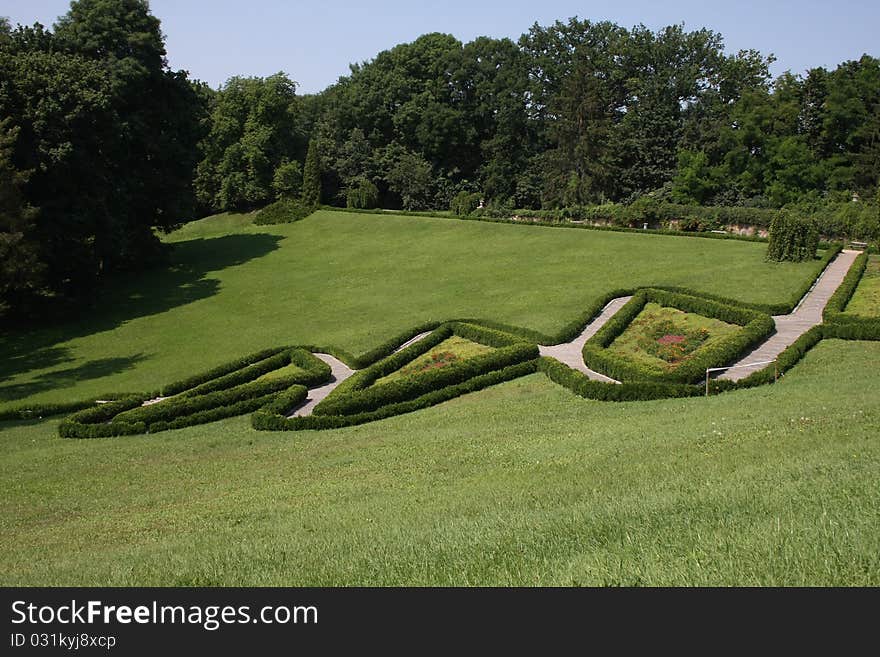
[581,289,775,384]
[57,348,329,438]
[9,243,872,436]
[312,322,538,417]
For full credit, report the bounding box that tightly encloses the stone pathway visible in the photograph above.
[719,249,860,381]
[538,297,632,383]
[288,331,433,417]
[283,249,859,416]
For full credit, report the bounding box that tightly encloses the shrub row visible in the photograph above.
[181,350,293,397]
[252,360,539,431]
[824,252,868,320]
[257,385,310,417]
[0,394,149,422]
[113,376,305,426]
[161,347,288,396]
[58,396,149,438]
[537,358,703,401]
[148,389,306,433]
[581,289,775,384]
[324,205,772,245]
[315,340,538,417]
[253,199,317,225]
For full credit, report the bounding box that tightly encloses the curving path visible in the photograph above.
[285,249,859,416]
[288,332,433,417]
[538,297,632,383]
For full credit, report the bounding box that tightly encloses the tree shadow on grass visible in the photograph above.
[0,233,283,382]
[0,354,148,403]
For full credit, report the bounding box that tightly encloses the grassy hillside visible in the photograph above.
[1,340,877,586]
[1,210,824,410]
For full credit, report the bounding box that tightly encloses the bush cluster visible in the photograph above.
[346,178,380,209]
[767,213,820,262]
[581,289,774,384]
[253,199,317,225]
[450,191,482,217]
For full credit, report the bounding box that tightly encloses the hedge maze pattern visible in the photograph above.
[1,247,877,437]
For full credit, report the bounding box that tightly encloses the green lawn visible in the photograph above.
[1,210,824,412]
[844,255,880,317]
[1,340,877,586]
[607,303,741,375]
[376,336,493,385]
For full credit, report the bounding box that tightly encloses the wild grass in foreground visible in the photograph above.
[1,340,877,586]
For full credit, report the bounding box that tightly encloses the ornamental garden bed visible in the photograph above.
[375,336,494,385]
[605,303,741,377]
[582,289,775,384]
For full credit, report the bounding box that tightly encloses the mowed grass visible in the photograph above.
[0,340,877,586]
[0,211,825,411]
[376,336,493,384]
[607,303,741,374]
[844,255,880,316]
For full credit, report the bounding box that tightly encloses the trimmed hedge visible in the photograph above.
[0,393,151,422]
[58,396,149,438]
[57,348,330,438]
[537,357,702,401]
[314,323,537,417]
[252,359,539,431]
[113,376,307,426]
[253,199,317,225]
[161,347,287,396]
[824,252,868,319]
[581,289,775,384]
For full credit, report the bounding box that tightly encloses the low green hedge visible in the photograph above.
[253,360,539,431]
[161,347,288,396]
[56,347,330,437]
[58,396,149,438]
[113,376,305,426]
[824,252,867,319]
[0,393,151,422]
[314,323,537,416]
[581,289,775,384]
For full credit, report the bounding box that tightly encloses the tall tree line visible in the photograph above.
[2,7,878,318]
[0,0,207,317]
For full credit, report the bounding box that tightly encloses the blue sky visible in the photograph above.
[4,0,878,93]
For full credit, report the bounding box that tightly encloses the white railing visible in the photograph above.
[705,360,777,396]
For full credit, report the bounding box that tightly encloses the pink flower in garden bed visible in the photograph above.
[656,334,686,345]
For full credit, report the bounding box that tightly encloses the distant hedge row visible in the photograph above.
[581,289,775,384]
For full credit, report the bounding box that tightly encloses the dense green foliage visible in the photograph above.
[767,213,820,261]
[194,73,303,212]
[252,199,316,225]
[2,9,878,316]
[301,139,322,206]
[0,1,208,315]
